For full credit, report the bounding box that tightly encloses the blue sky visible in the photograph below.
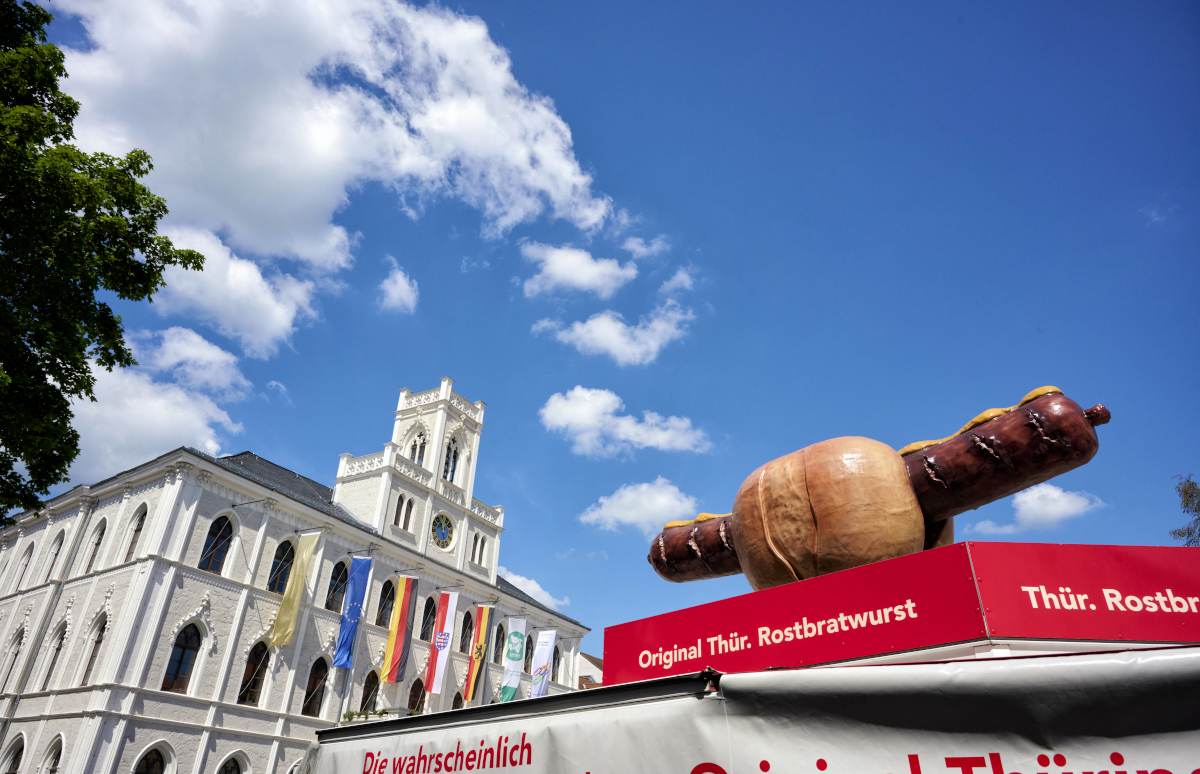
[47,1,1199,653]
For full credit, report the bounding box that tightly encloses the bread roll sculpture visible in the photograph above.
[648,387,1110,591]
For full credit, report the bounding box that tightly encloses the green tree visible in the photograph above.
[1169,474,1199,547]
[1,1,203,519]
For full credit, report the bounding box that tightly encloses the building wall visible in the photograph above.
[0,382,585,774]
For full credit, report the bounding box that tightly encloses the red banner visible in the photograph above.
[604,542,1200,685]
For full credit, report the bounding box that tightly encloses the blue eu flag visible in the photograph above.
[333,557,371,668]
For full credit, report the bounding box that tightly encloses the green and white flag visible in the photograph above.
[530,629,557,698]
[499,618,526,702]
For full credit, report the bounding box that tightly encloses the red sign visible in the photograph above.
[604,542,1200,685]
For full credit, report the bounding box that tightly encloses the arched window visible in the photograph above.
[409,433,426,466]
[392,497,405,527]
[552,646,561,684]
[301,658,328,717]
[40,627,66,691]
[12,544,34,590]
[442,438,459,482]
[43,532,64,582]
[42,738,61,774]
[419,598,437,641]
[403,500,414,531]
[124,507,147,563]
[469,534,479,563]
[237,641,270,706]
[324,561,349,612]
[218,758,242,774]
[451,692,464,710]
[198,516,233,575]
[476,536,487,564]
[81,616,106,686]
[492,624,505,664]
[267,541,295,594]
[376,580,395,627]
[1,633,23,692]
[161,623,202,693]
[360,671,380,712]
[407,678,425,713]
[84,521,106,573]
[459,611,474,653]
[133,749,165,774]
[524,635,533,674]
[2,739,22,774]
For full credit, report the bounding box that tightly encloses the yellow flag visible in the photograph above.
[270,533,319,648]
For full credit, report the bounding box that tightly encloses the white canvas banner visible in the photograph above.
[499,618,525,702]
[528,630,556,698]
[314,646,1200,774]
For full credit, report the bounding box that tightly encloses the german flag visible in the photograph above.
[382,577,419,682]
[464,605,494,701]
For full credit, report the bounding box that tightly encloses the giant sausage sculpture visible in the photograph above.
[648,387,1110,591]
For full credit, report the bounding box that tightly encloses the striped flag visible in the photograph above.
[463,605,494,701]
[424,591,458,695]
[381,576,419,682]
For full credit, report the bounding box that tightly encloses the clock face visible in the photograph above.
[431,514,455,549]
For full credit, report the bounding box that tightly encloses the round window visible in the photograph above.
[431,514,455,549]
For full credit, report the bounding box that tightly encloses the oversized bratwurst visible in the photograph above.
[648,387,1109,591]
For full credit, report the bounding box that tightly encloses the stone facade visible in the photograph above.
[0,378,587,774]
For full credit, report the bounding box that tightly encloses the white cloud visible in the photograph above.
[621,235,670,258]
[379,259,419,312]
[579,477,698,538]
[497,566,569,610]
[266,380,293,405]
[539,386,710,457]
[532,301,695,366]
[971,483,1104,535]
[154,229,317,359]
[69,364,243,484]
[131,327,252,402]
[58,0,613,272]
[658,266,694,296]
[521,242,637,300]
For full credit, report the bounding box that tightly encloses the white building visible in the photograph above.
[0,378,587,774]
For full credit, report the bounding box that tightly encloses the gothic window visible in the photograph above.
[198,516,234,575]
[324,561,349,612]
[451,692,464,710]
[442,438,460,482]
[12,544,34,590]
[2,740,21,774]
[492,624,505,664]
[43,532,64,583]
[409,433,427,466]
[81,616,106,686]
[84,521,106,573]
[459,611,474,653]
[552,646,561,684]
[407,678,425,712]
[403,500,414,531]
[133,749,165,774]
[360,671,380,712]
[470,534,479,563]
[124,506,147,562]
[218,759,242,774]
[524,635,534,674]
[392,497,405,527]
[40,627,66,691]
[301,658,329,717]
[1,633,23,692]
[237,641,270,706]
[419,598,437,641]
[267,541,295,594]
[376,580,395,626]
[161,623,202,694]
[42,739,61,774]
